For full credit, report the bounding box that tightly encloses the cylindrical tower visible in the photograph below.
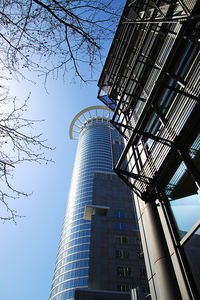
[49,106,113,300]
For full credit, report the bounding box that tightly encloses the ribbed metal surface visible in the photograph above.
[98,0,200,198]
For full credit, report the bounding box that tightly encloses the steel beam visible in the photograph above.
[167,86,200,102]
[177,148,200,190]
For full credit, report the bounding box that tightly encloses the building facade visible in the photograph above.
[49,106,148,300]
[98,1,200,300]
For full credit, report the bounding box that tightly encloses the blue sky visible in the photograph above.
[2,2,199,299]
[0,1,128,298]
[0,68,102,300]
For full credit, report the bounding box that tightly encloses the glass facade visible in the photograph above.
[49,107,114,300]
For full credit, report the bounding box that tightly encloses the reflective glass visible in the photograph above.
[183,231,200,295]
[170,194,200,239]
[50,117,115,299]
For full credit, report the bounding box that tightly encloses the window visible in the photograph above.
[115,235,128,244]
[115,249,129,259]
[115,235,121,243]
[121,223,127,230]
[114,223,127,230]
[117,266,124,276]
[124,266,131,276]
[114,211,125,218]
[132,214,136,220]
[140,267,147,278]
[117,284,134,292]
[114,223,120,230]
[113,137,124,145]
[116,249,123,258]
[122,236,128,244]
[123,250,129,258]
[116,266,131,277]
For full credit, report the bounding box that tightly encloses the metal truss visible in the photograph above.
[98,0,200,202]
[125,0,198,24]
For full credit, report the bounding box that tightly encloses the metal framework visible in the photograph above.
[97,1,200,299]
[98,0,200,201]
[69,106,112,140]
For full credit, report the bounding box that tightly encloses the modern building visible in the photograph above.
[49,106,148,300]
[98,1,200,300]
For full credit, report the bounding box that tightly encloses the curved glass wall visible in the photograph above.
[49,107,113,300]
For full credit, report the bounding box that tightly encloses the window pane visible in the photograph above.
[170,193,200,239]
[122,236,128,244]
[183,231,200,295]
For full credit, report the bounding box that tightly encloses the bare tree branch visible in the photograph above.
[0,0,123,82]
[0,84,53,222]
[0,0,124,221]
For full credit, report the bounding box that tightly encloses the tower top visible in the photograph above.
[69,105,112,140]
